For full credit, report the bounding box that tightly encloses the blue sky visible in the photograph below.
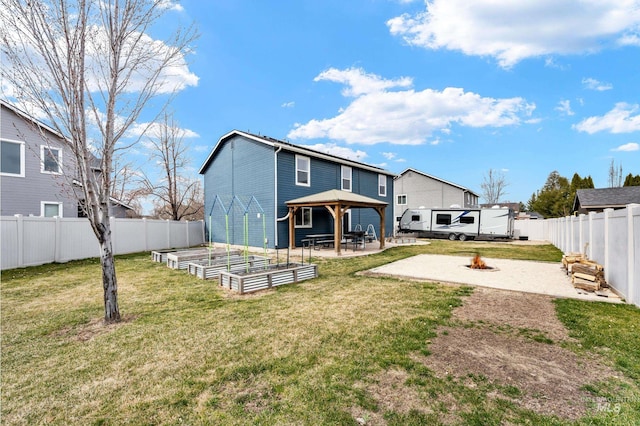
[5,0,640,206]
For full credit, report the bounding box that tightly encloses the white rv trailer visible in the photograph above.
[398,207,514,241]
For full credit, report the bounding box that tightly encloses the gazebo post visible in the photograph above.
[288,206,297,249]
[334,204,342,255]
[378,206,386,249]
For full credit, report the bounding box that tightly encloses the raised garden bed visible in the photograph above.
[187,255,271,279]
[151,249,184,263]
[166,248,240,270]
[219,263,318,294]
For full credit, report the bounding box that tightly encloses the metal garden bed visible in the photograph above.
[218,263,318,295]
[187,255,271,280]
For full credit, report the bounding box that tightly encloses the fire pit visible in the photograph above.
[467,254,498,271]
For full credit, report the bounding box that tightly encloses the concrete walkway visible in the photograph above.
[365,254,622,303]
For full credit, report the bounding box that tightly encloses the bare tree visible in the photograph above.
[142,112,203,221]
[480,169,509,204]
[1,0,197,323]
[608,159,624,188]
[111,156,148,216]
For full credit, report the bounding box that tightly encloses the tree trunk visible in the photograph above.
[99,221,121,324]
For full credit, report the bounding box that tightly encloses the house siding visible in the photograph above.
[203,134,275,248]
[1,105,78,217]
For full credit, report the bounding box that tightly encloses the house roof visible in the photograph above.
[1,99,67,140]
[574,187,640,210]
[395,167,479,197]
[286,189,388,207]
[198,130,396,176]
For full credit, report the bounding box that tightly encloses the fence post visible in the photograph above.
[603,208,613,285]
[628,204,638,305]
[186,220,190,248]
[166,219,171,249]
[143,217,148,252]
[588,211,595,259]
[14,214,24,268]
[578,214,584,255]
[54,216,62,262]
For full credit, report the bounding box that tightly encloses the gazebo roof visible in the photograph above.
[286,189,388,207]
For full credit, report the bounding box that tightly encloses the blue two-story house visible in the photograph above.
[198,130,395,253]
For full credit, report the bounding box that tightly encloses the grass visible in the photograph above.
[1,240,638,425]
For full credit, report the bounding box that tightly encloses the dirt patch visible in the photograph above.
[453,286,571,342]
[418,287,620,419]
[53,314,138,342]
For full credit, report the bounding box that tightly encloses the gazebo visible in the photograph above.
[286,189,388,255]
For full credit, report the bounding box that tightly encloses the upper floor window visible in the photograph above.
[294,207,312,228]
[41,146,62,174]
[296,155,310,186]
[378,174,387,197]
[397,194,407,205]
[41,201,63,217]
[0,139,25,177]
[341,165,352,191]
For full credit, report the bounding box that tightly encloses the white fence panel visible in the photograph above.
[1,215,205,270]
[58,218,98,262]
[1,217,19,268]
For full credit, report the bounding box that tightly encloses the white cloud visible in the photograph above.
[315,67,412,97]
[574,102,640,134]
[126,121,200,139]
[582,77,613,91]
[611,142,639,152]
[281,101,295,108]
[382,152,396,160]
[288,68,535,145]
[555,100,574,116]
[387,0,640,68]
[300,143,368,162]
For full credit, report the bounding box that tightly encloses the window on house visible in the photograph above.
[42,202,63,217]
[436,214,451,225]
[41,146,62,174]
[341,165,352,191]
[397,194,407,205]
[294,207,312,228]
[0,139,25,177]
[296,155,310,186]
[378,174,387,197]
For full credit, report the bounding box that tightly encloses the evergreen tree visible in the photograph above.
[623,173,640,186]
[528,171,572,218]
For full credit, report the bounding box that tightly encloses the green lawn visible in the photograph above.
[1,241,638,425]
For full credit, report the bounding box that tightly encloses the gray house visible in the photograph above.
[572,187,640,214]
[1,100,135,218]
[393,168,479,228]
[198,130,395,250]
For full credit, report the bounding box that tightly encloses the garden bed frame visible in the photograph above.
[219,263,318,294]
[166,248,240,270]
[187,255,271,280]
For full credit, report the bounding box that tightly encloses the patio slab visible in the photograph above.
[365,254,622,303]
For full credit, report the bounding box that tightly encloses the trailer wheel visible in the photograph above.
[458,234,467,241]
[448,233,457,241]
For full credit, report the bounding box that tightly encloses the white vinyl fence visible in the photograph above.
[1,215,205,270]
[515,204,640,307]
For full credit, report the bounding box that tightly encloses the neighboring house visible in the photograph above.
[393,168,479,230]
[1,100,135,218]
[572,187,640,214]
[198,130,395,249]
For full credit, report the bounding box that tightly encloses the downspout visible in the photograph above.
[274,145,282,247]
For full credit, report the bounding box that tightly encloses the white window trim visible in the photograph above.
[378,174,387,197]
[294,207,312,228]
[41,201,63,217]
[397,194,407,205]
[40,145,63,175]
[0,138,26,178]
[341,165,352,192]
[295,154,310,187]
